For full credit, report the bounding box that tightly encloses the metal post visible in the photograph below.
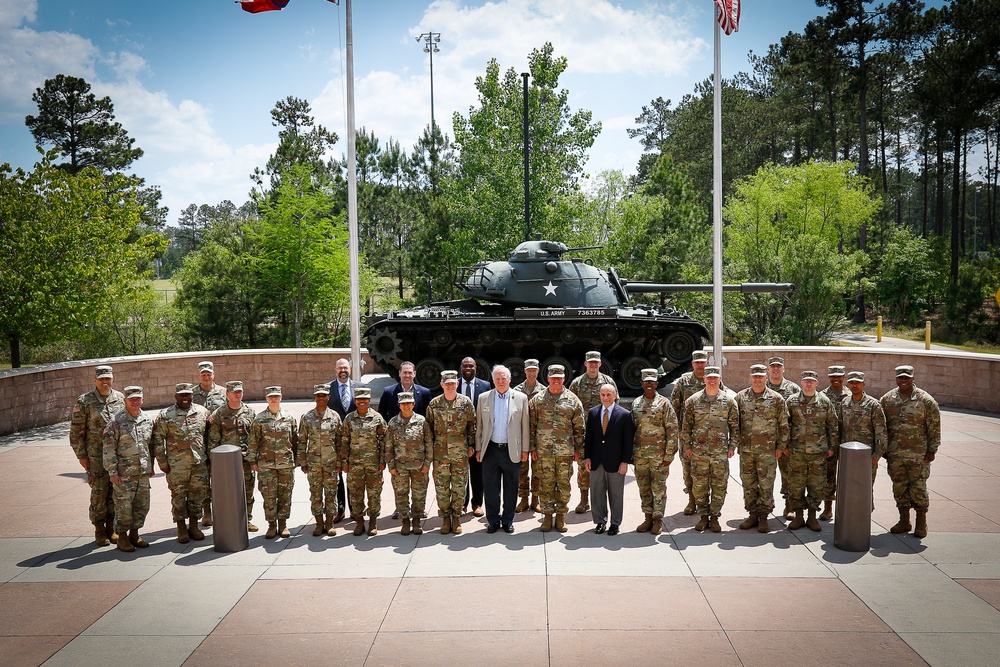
[833,441,872,552]
[925,320,931,350]
[417,32,441,134]
[345,0,361,380]
[712,10,724,367]
[211,445,249,552]
[523,72,531,242]
[877,315,883,342]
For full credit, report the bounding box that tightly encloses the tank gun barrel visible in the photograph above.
[624,282,795,294]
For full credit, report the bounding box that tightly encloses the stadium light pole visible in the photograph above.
[416,32,441,137]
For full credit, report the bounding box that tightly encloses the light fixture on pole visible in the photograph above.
[416,31,441,135]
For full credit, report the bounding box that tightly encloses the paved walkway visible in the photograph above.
[826,331,956,351]
[1,402,999,666]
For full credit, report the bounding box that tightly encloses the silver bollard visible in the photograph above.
[210,444,249,553]
[834,441,872,552]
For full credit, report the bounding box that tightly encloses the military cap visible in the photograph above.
[95,365,114,378]
[827,365,846,376]
[175,382,195,394]
[354,387,372,399]
[767,356,784,366]
[313,383,331,395]
[704,366,722,377]
[895,365,914,378]
[691,350,708,362]
[585,351,601,362]
[524,358,540,370]
[265,385,282,397]
[198,361,214,372]
[226,380,244,392]
[123,386,143,399]
[846,371,865,383]
[801,370,819,381]
[641,368,659,383]
[441,370,459,383]
[750,364,768,376]
[398,391,415,404]
[547,364,566,378]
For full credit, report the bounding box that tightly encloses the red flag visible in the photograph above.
[239,0,290,14]
[714,0,740,35]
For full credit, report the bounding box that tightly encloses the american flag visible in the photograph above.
[714,0,741,35]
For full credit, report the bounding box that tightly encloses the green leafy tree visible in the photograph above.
[253,96,338,193]
[873,227,945,324]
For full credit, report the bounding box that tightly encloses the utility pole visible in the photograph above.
[416,32,441,135]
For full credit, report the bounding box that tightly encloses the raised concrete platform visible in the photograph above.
[1,402,998,666]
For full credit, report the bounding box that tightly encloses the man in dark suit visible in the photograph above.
[584,383,635,536]
[329,357,362,523]
[378,361,431,421]
[460,356,491,516]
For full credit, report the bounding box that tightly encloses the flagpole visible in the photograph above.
[345,0,361,381]
[712,7,724,368]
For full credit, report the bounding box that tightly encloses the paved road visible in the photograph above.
[827,331,956,351]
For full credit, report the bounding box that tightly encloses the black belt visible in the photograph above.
[490,440,508,447]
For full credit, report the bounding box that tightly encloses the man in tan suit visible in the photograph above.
[476,365,530,534]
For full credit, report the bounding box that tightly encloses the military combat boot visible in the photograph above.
[278,519,290,538]
[367,517,378,536]
[555,513,568,533]
[412,517,423,535]
[401,518,411,536]
[105,517,118,544]
[325,514,336,537]
[788,510,805,530]
[540,514,553,532]
[177,521,191,544]
[757,512,770,533]
[352,517,366,536]
[117,532,135,553]
[247,518,259,532]
[890,508,911,534]
[636,513,654,533]
[313,516,324,536]
[783,500,794,520]
[575,493,590,514]
[913,510,928,538]
[188,517,205,541]
[531,495,541,513]
[201,500,213,527]
[451,515,462,535]
[651,518,663,535]
[738,514,759,530]
[807,508,821,532]
[515,494,530,513]
[129,528,148,548]
[819,500,834,521]
[266,521,278,539]
[94,523,110,547]
[440,516,452,535]
[683,492,697,516]
[709,516,722,533]
[695,515,709,532]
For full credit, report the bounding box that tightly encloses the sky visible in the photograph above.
[0,0,833,226]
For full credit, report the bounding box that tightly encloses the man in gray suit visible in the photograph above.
[476,365,530,534]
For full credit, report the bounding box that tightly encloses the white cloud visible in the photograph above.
[0,0,36,30]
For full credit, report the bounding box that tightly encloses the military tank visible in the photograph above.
[364,239,792,393]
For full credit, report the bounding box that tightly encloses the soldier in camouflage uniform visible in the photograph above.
[70,365,125,546]
[426,370,476,535]
[513,358,546,512]
[152,383,211,544]
[103,386,153,553]
[529,364,586,533]
[299,384,342,537]
[671,350,715,515]
[819,365,848,520]
[341,386,387,536]
[193,361,226,528]
[385,392,432,535]
[681,366,738,533]
[207,381,258,531]
[248,386,299,539]
[785,371,839,531]
[842,371,887,513]
[766,356,800,519]
[734,364,789,533]
[880,365,940,538]
[568,350,616,514]
[631,368,679,535]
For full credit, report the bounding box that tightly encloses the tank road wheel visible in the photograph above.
[480,329,498,346]
[520,328,539,345]
[600,326,619,343]
[560,329,578,344]
[414,358,445,388]
[433,329,452,347]
[502,357,526,386]
[661,331,698,365]
[369,329,403,364]
[618,355,652,394]
[541,356,574,383]
[474,357,492,381]
[599,361,613,377]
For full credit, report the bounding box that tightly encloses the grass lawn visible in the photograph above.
[151,279,177,304]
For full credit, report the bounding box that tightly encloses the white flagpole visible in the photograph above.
[712,7,724,368]
[345,0,361,380]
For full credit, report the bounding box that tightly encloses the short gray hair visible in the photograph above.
[492,365,511,380]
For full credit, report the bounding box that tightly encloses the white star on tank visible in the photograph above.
[543,282,558,296]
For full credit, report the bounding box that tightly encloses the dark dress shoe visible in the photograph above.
[608,525,620,536]
[503,524,514,534]
[391,510,399,520]
[595,523,606,534]
[486,523,499,534]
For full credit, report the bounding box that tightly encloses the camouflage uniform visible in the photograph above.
[821,385,848,501]
[192,383,226,412]
[841,393,888,482]
[70,387,125,526]
[568,372,616,496]
[767,378,800,502]
[248,409,299,522]
[207,402,257,522]
[880,386,940,511]
[426,394,476,519]
[786,393,839,512]
[529,389,586,515]
[630,392,679,519]
[152,403,211,522]
[103,409,154,535]
[671,373,725,504]
[734,388,789,515]
[513,379,546,499]
[681,389,738,518]
[385,413,433,519]
[342,410,387,519]
[299,407,342,517]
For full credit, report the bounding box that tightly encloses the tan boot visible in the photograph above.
[807,508,821,531]
[451,514,462,535]
[352,517,366,536]
[695,515,709,531]
[788,510,805,530]
[650,518,663,535]
[440,516,452,535]
[683,492,697,516]
[636,513,653,533]
[555,513,568,533]
[325,514,336,537]
[177,520,190,544]
[515,494,530,513]
[202,500,213,527]
[783,500,794,520]
[94,523,110,547]
[188,517,205,541]
[540,514,553,532]
[412,517,423,535]
[531,496,541,513]
[575,493,590,514]
[367,517,378,536]
[265,521,278,539]
[819,500,833,521]
[738,514,759,530]
[117,532,135,553]
[401,517,411,536]
[913,510,928,538]
[247,518,259,532]
[890,508,911,534]
[105,518,118,544]
[129,528,149,548]
[278,519,290,538]
[313,516,324,536]
[757,512,770,533]
[709,516,722,533]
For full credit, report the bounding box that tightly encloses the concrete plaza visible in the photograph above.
[1,403,998,666]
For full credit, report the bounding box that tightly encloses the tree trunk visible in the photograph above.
[935,132,945,237]
[8,332,21,369]
[951,129,962,284]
